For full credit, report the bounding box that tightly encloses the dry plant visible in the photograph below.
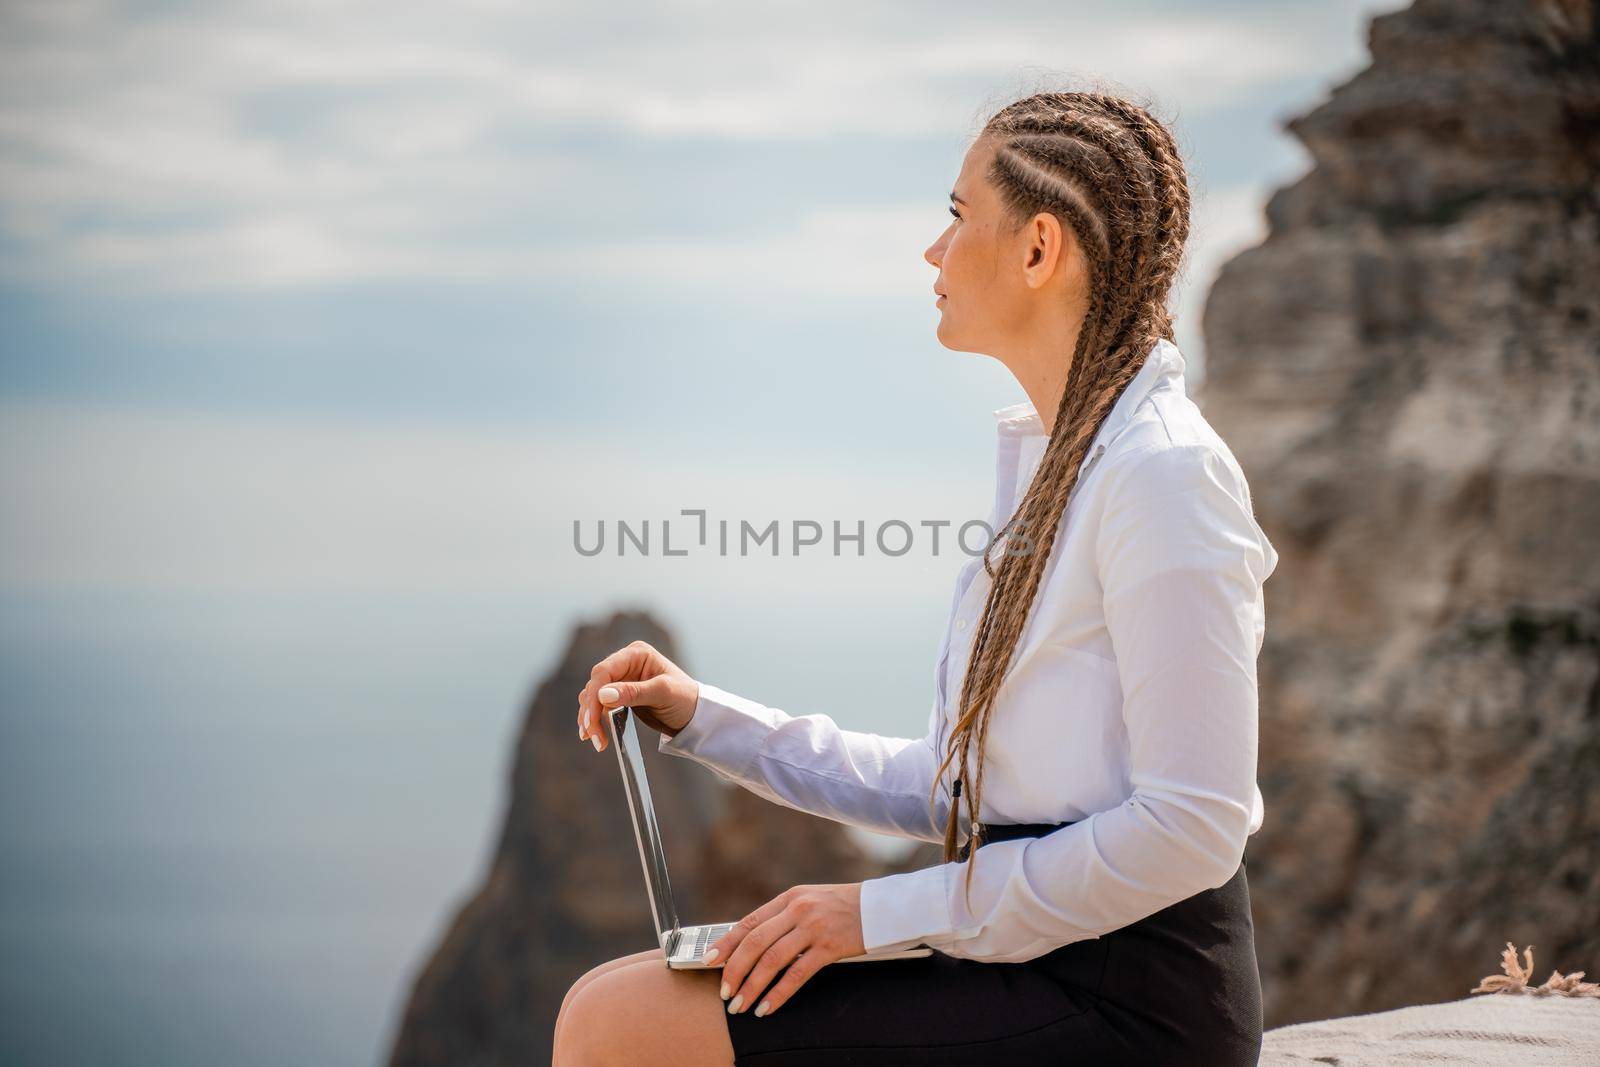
[1471,941,1600,997]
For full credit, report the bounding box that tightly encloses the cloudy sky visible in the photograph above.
[0,2,1405,1064]
[0,0,1404,603]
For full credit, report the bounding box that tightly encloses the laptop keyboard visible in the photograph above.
[692,922,737,959]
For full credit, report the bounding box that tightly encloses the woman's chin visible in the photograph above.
[934,314,959,344]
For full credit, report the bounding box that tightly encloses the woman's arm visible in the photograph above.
[657,682,952,843]
[857,443,1278,961]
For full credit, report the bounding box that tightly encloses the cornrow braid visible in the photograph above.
[924,92,1193,911]
[1082,91,1192,341]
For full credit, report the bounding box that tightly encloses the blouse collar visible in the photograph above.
[987,338,1188,528]
[990,337,1188,444]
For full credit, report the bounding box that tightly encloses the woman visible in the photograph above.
[554,90,1277,1066]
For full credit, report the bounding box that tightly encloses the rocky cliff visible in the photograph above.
[385,610,889,1067]
[1200,0,1600,1028]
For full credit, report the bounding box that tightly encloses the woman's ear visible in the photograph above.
[1021,211,1074,292]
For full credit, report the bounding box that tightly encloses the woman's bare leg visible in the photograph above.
[554,948,664,1053]
[553,958,734,1067]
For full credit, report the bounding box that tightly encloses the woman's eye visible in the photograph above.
[947,206,961,221]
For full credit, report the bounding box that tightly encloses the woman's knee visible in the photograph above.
[555,960,731,1067]
[561,949,663,1014]
[556,949,663,1049]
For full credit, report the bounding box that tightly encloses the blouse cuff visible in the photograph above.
[859,864,952,952]
[656,680,780,781]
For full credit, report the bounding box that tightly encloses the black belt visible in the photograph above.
[960,819,1080,861]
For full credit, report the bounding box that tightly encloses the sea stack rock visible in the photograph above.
[386,610,884,1065]
[1199,0,1600,1028]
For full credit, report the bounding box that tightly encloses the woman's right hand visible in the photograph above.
[577,639,700,753]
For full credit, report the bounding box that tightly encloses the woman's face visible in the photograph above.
[925,136,1086,358]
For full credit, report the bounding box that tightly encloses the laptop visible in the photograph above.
[607,704,935,970]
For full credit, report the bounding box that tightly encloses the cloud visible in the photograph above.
[0,0,1334,295]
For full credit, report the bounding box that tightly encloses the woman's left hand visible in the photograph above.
[708,882,866,1018]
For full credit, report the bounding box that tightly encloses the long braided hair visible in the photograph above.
[925,91,1193,908]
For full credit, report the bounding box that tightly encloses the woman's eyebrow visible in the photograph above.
[949,191,968,206]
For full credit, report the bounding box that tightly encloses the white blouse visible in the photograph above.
[658,337,1279,964]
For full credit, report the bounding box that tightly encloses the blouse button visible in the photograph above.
[955,618,968,631]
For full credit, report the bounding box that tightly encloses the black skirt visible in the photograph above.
[723,820,1262,1066]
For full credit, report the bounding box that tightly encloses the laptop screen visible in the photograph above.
[609,705,680,950]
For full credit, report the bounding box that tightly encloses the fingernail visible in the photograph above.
[755,1000,770,1017]
[598,685,619,703]
[726,994,743,1014]
[578,722,585,740]
[719,981,729,999]
[704,948,719,964]
[591,736,602,752]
